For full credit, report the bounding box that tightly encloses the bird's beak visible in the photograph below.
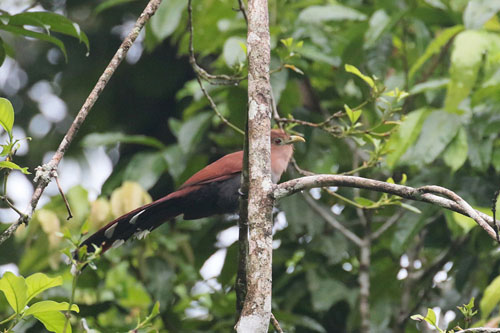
[286,135,306,144]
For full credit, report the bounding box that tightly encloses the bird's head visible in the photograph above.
[270,129,305,182]
[270,129,305,147]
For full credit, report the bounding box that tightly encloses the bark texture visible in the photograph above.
[235,0,273,331]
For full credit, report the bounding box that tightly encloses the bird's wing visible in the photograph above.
[179,151,243,189]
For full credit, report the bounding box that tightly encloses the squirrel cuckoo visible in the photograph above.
[80,129,305,253]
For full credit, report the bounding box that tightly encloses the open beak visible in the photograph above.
[286,135,306,144]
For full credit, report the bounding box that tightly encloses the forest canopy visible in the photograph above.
[1,0,500,332]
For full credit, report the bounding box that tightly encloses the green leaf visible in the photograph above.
[273,311,327,333]
[344,104,362,124]
[412,308,441,329]
[345,64,375,88]
[391,213,428,255]
[401,110,461,165]
[33,311,70,333]
[492,144,500,173]
[468,129,493,172]
[443,126,468,172]
[354,197,375,207]
[449,211,477,235]
[95,0,138,14]
[123,151,168,190]
[280,38,293,48]
[307,271,353,311]
[385,108,431,168]
[25,273,63,303]
[445,30,500,113]
[364,10,391,48]
[24,301,79,317]
[161,145,186,180]
[410,314,425,321]
[270,60,288,104]
[463,0,500,29]
[8,12,89,51]
[178,112,212,154]
[409,25,464,79]
[298,5,367,23]
[300,45,341,66]
[134,301,160,329]
[400,203,422,214]
[66,186,90,224]
[0,272,28,314]
[0,97,14,138]
[223,37,246,67]
[409,78,449,95]
[0,23,67,61]
[0,161,30,174]
[148,0,187,41]
[480,275,500,319]
[81,132,165,149]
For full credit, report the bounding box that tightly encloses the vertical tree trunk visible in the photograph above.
[235,0,273,331]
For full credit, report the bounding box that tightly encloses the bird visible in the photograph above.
[79,129,305,254]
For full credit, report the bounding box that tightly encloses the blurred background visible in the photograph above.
[1,0,500,332]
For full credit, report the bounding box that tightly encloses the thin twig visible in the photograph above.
[0,196,26,218]
[187,0,245,135]
[63,271,79,333]
[276,111,344,128]
[455,329,500,333]
[195,77,244,135]
[273,175,499,241]
[270,313,283,333]
[303,193,363,247]
[492,189,500,241]
[290,157,315,176]
[397,234,467,329]
[187,0,244,86]
[371,209,404,240]
[237,0,248,24]
[54,173,73,220]
[0,0,163,246]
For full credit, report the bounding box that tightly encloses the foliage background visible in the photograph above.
[1,0,500,332]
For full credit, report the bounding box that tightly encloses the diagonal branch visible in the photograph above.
[371,209,405,240]
[273,175,499,242]
[455,329,500,333]
[187,0,244,86]
[0,0,163,246]
[187,0,244,135]
[303,193,363,247]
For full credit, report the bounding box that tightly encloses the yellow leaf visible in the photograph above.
[37,210,60,248]
[110,181,152,218]
[89,198,111,229]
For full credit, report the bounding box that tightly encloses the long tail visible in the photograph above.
[80,192,184,254]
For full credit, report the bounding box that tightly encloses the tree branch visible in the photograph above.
[273,175,498,241]
[371,209,404,240]
[187,0,244,135]
[237,0,248,24]
[455,329,500,333]
[0,0,163,246]
[303,193,363,247]
[187,0,244,86]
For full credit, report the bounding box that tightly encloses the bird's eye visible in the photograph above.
[274,138,282,144]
